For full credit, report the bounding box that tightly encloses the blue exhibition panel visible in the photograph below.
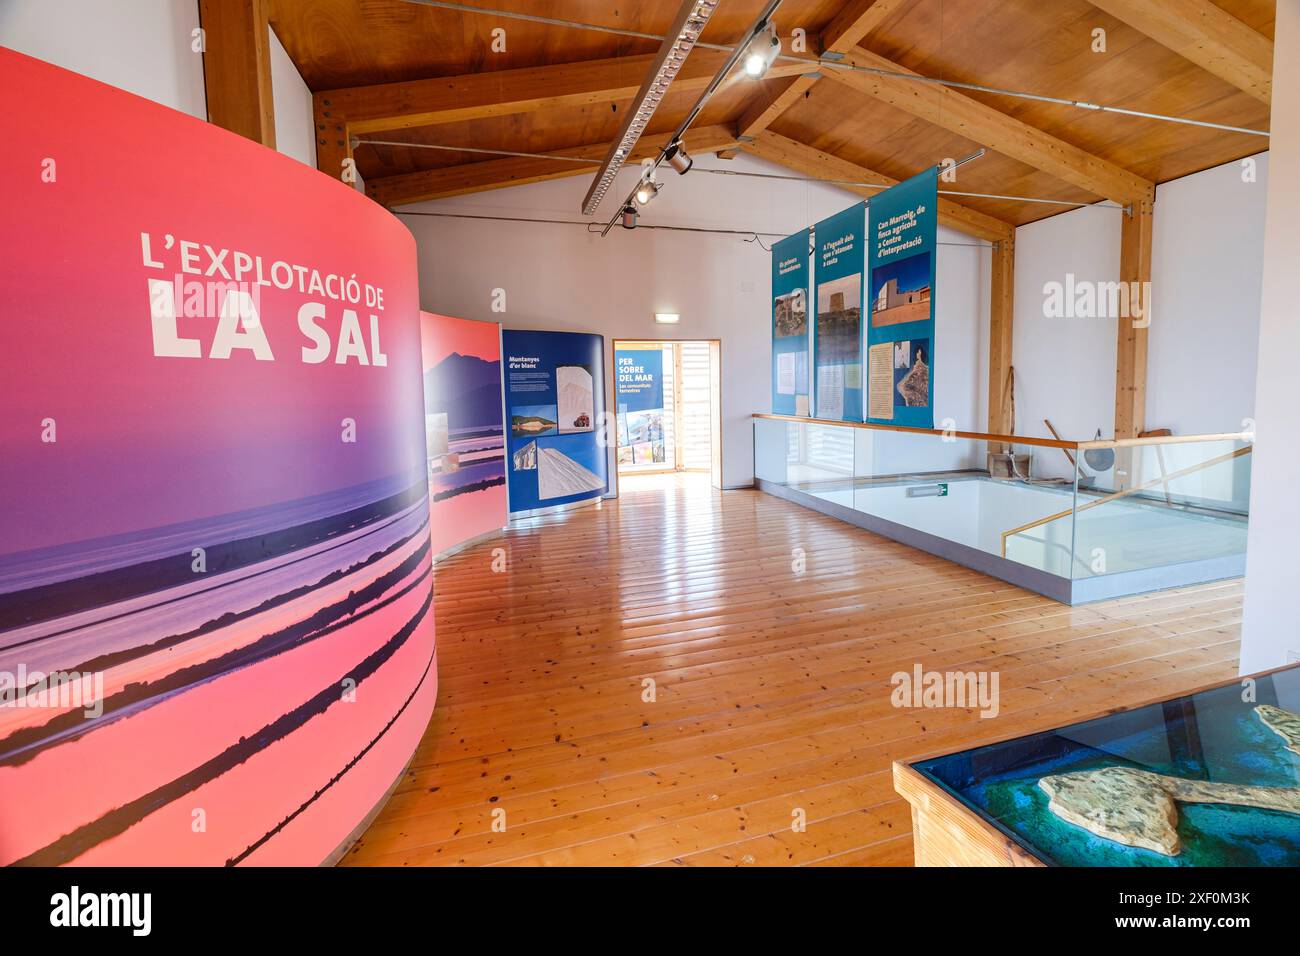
[502,329,609,514]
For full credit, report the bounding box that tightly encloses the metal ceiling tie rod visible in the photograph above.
[946,148,985,173]
[693,167,1121,209]
[402,0,738,53]
[392,208,991,246]
[358,139,1119,209]
[355,139,604,163]
[400,0,1269,139]
[809,57,1270,138]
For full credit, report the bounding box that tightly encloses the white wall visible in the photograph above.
[270,25,316,168]
[1241,0,1300,674]
[0,0,206,119]
[1009,203,1121,476]
[1150,153,1268,436]
[1011,155,1269,480]
[400,152,992,490]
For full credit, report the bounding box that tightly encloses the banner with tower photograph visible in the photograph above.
[812,205,866,422]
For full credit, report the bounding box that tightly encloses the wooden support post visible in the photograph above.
[313,91,355,186]
[988,237,1015,452]
[1115,199,1153,439]
[198,0,275,148]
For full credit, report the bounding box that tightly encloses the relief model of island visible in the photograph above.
[1039,705,1300,856]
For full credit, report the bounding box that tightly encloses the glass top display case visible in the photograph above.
[909,665,1300,866]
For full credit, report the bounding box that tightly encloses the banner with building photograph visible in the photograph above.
[813,205,866,422]
[771,228,810,417]
[866,168,938,428]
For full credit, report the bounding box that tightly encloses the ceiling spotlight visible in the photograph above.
[665,141,693,175]
[634,178,661,206]
[743,23,781,78]
[621,204,639,229]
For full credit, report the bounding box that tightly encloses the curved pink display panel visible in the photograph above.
[421,312,508,556]
[0,49,436,865]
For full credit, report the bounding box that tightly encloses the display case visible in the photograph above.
[895,665,1300,866]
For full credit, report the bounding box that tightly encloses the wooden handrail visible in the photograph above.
[752,413,1253,452]
[752,413,1081,450]
[999,444,1253,557]
[1076,432,1254,449]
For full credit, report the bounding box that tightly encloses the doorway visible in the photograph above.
[613,339,722,489]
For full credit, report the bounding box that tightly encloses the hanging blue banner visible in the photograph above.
[867,167,938,428]
[812,204,866,422]
[770,228,810,416]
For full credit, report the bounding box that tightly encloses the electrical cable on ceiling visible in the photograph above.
[354,138,1119,210]
[399,0,1270,138]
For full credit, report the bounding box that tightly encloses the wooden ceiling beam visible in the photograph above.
[364,125,740,208]
[199,0,276,148]
[319,48,816,136]
[738,0,909,140]
[1115,199,1154,439]
[1087,0,1272,104]
[741,130,1015,243]
[821,0,913,55]
[827,47,1155,204]
[988,236,1015,442]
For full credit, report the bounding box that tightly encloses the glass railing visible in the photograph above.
[753,414,1252,592]
[1027,435,1252,580]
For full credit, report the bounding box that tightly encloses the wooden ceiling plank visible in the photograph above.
[742,130,1015,243]
[737,75,819,139]
[827,47,1155,203]
[1088,0,1272,104]
[738,0,910,140]
[365,124,740,208]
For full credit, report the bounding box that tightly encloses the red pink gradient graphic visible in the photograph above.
[0,48,436,865]
[421,312,507,555]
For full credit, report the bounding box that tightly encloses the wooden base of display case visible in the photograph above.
[893,762,1045,866]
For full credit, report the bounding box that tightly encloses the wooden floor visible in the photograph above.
[342,473,1243,866]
